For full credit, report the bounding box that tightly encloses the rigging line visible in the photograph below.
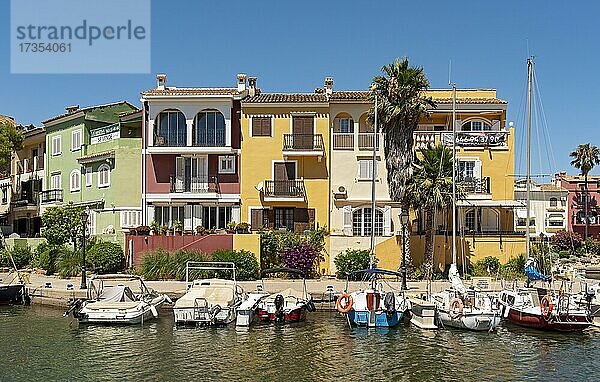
[533,69,559,174]
[533,76,545,188]
[514,71,529,178]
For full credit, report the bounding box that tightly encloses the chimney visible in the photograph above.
[248,77,258,97]
[237,73,247,92]
[156,74,167,90]
[325,77,334,96]
[65,105,80,114]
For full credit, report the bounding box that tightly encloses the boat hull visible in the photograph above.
[0,284,28,305]
[257,306,306,323]
[174,306,236,326]
[437,311,501,331]
[348,309,404,328]
[505,308,592,332]
[77,298,165,325]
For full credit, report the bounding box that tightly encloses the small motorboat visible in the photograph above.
[428,264,501,331]
[256,268,315,323]
[0,276,29,305]
[64,274,170,324]
[236,291,269,326]
[499,259,593,332]
[337,268,408,328]
[568,283,599,328]
[173,262,243,326]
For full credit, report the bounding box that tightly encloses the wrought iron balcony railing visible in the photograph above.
[40,189,63,203]
[283,134,324,151]
[263,179,305,198]
[169,175,219,193]
[462,177,491,194]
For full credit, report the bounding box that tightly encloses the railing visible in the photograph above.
[414,130,509,148]
[11,191,37,207]
[283,134,324,151]
[153,135,187,147]
[332,133,354,149]
[263,179,305,198]
[415,132,438,149]
[358,133,380,150]
[170,175,219,193]
[462,177,491,194]
[40,189,63,203]
[193,131,226,147]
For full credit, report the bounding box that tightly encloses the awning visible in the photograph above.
[457,200,525,208]
[516,208,536,219]
[77,149,115,164]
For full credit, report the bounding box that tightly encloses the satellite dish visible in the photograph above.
[256,181,264,191]
[338,186,346,193]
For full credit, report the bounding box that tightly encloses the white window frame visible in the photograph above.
[51,135,62,156]
[120,210,142,228]
[98,164,110,188]
[50,172,61,190]
[357,158,377,180]
[218,155,235,174]
[70,169,81,192]
[85,167,92,187]
[71,129,82,151]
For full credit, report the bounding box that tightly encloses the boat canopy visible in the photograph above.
[347,268,402,278]
[98,285,138,302]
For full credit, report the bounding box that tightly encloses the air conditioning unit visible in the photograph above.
[333,185,347,199]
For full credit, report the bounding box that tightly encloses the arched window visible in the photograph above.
[461,120,491,132]
[465,209,476,231]
[98,164,110,188]
[352,207,383,236]
[70,169,81,192]
[549,197,558,207]
[155,110,186,146]
[193,110,225,147]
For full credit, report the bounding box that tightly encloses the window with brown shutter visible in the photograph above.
[252,117,271,137]
[251,209,264,230]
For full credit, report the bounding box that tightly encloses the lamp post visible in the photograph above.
[80,210,88,289]
[400,209,410,290]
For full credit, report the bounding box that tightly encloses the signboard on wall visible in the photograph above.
[90,124,120,144]
[441,132,507,147]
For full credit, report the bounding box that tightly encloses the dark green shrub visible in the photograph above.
[334,249,372,280]
[56,248,82,278]
[559,250,571,259]
[137,249,209,281]
[0,243,33,269]
[31,242,61,275]
[173,250,210,280]
[500,254,526,279]
[87,242,125,274]
[212,249,259,281]
[472,256,501,277]
[259,227,327,271]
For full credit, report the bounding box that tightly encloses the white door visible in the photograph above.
[175,157,185,192]
[191,156,208,192]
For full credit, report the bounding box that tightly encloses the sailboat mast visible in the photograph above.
[452,84,457,265]
[525,58,533,258]
[369,94,378,269]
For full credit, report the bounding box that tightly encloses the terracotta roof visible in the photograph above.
[77,149,115,163]
[330,91,370,101]
[0,115,17,127]
[328,91,506,104]
[141,88,240,96]
[243,93,328,103]
[431,97,507,104]
[43,101,135,124]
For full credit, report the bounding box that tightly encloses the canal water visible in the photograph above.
[1,306,598,381]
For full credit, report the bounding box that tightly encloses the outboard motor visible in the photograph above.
[384,292,396,317]
[274,294,285,322]
[210,304,222,319]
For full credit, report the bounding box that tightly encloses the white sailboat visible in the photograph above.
[428,83,501,331]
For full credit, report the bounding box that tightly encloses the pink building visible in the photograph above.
[557,172,600,239]
[141,74,245,230]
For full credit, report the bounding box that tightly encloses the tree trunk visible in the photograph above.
[585,172,589,241]
[402,215,414,278]
[424,207,435,281]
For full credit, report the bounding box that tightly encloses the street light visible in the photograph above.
[80,210,88,289]
[400,209,410,290]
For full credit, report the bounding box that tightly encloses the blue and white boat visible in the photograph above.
[337,269,408,328]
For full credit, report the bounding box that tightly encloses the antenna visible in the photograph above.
[448,59,452,86]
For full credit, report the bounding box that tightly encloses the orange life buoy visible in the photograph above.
[449,298,464,319]
[336,293,354,314]
[541,295,553,319]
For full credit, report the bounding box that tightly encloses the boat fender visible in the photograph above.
[210,304,222,318]
[150,305,158,318]
[449,298,464,319]
[540,295,553,320]
[165,295,173,304]
[306,300,316,313]
[274,294,285,321]
[384,292,396,316]
[336,293,353,314]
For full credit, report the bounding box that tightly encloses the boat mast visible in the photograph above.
[369,94,378,269]
[452,83,457,266]
[526,58,533,258]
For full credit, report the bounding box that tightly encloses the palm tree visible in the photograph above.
[570,143,600,239]
[405,144,465,280]
[369,58,435,274]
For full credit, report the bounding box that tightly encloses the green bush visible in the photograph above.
[173,250,210,280]
[259,227,327,272]
[0,243,32,269]
[212,249,259,281]
[471,256,501,277]
[31,242,65,275]
[56,248,82,278]
[87,242,125,274]
[138,249,209,281]
[499,254,526,279]
[334,249,372,279]
[558,250,571,259]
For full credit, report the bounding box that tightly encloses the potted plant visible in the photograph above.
[174,220,183,235]
[195,225,206,235]
[236,222,250,234]
[136,225,151,235]
[226,221,237,233]
[150,221,160,235]
[160,225,169,235]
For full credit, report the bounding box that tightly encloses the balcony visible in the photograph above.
[332,133,354,150]
[263,179,306,200]
[169,175,219,194]
[462,177,491,194]
[414,130,509,149]
[358,133,380,150]
[40,189,63,203]
[282,134,324,159]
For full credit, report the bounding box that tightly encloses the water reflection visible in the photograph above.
[0,306,598,381]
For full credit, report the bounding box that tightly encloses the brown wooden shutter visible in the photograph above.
[251,209,263,230]
[293,208,310,233]
[266,208,275,229]
[252,117,271,136]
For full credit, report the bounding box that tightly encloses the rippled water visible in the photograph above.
[1,306,598,381]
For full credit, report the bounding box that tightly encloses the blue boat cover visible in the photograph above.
[524,258,551,282]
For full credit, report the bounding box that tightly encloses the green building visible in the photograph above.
[41,102,141,246]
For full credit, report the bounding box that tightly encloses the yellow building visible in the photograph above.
[240,78,332,272]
